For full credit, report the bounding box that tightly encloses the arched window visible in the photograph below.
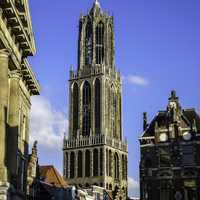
[108,24,113,66]
[82,81,91,136]
[109,150,112,177]
[85,150,90,177]
[122,155,125,179]
[100,148,103,176]
[96,22,104,64]
[78,151,83,177]
[65,153,68,178]
[95,79,101,134]
[111,85,116,137]
[114,153,119,180]
[85,21,93,65]
[119,95,122,139]
[106,150,109,176]
[125,156,127,180]
[93,149,98,176]
[73,83,79,137]
[70,152,75,178]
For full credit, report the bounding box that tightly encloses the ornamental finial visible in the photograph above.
[95,0,100,7]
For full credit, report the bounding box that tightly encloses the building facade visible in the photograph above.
[140,91,200,200]
[63,1,128,199]
[0,0,40,199]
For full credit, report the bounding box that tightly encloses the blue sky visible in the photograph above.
[28,0,200,197]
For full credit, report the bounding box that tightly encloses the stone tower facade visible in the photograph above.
[63,1,128,199]
[0,0,40,199]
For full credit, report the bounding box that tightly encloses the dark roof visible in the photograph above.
[183,109,200,130]
[142,108,200,137]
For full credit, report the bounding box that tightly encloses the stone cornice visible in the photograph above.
[9,69,22,79]
[21,58,40,95]
[0,14,22,66]
[1,0,36,56]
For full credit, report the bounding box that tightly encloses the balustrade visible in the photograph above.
[64,134,127,151]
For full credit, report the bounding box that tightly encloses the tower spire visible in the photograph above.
[94,0,100,7]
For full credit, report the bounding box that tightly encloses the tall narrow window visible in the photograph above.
[85,150,90,177]
[65,153,68,178]
[113,97,117,137]
[108,25,113,66]
[70,152,75,178]
[78,151,83,177]
[111,86,116,137]
[85,21,93,65]
[93,149,98,176]
[82,81,91,136]
[100,148,103,176]
[106,150,109,176]
[109,150,112,177]
[95,79,101,134]
[122,155,125,179]
[96,22,104,64]
[125,156,127,180]
[114,153,119,180]
[73,83,79,137]
[119,95,122,139]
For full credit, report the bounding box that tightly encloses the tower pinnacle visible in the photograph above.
[95,0,100,7]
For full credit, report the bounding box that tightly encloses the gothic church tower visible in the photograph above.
[63,1,128,198]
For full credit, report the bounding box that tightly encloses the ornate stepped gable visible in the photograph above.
[63,1,128,199]
[139,91,200,200]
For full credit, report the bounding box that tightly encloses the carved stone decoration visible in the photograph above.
[140,91,200,200]
[27,141,38,194]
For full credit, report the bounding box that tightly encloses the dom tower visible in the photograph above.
[63,0,128,199]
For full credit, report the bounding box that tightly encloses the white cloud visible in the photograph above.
[128,177,140,198]
[30,96,68,150]
[128,177,139,190]
[126,75,149,86]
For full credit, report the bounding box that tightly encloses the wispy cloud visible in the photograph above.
[124,75,149,86]
[30,96,68,150]
[128,177,140,198]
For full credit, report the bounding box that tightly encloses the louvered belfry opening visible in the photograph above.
[85,20,93,65]
[95,22,104,64]
[109,24,113,66]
